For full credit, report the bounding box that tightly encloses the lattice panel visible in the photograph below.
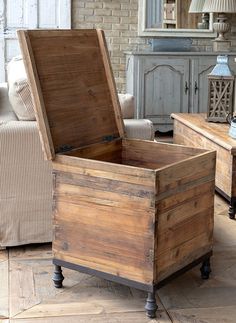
[207,76,234,123]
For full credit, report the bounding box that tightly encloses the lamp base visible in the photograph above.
[213,40,231,52]
[198,13,209,30]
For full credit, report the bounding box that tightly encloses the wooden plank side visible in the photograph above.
[122,139,208,169]
[157,181,214,214]
[18,29,121,156]
[156,231,212,282]
[54,183,154,211]
[67,139,122,163]
[174,120,232,197]
[53,168,156,285]
[157,206,214,256]
[157,182,215,230]
[155,192,214,282]
[53,154,156,187]
[53,201,153,277]
[96,29,125,138]
[172,113,236,153]
[55,171,154,199]
[155,149,215,283]
[17,30,55,160]
[156,151,216,196]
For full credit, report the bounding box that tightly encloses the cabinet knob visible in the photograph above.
[195,81,199,94]
[185,81,189,95]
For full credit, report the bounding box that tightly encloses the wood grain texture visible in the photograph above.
[53,158,156,285]
[68,139,122,163]
[96,29,125,138]
[172,113,236,153]
[172,113,235,197]
[14,299,146,318]
[17,30,55,160]
[122,139,207,169]
[11,311,171,323]
[18,29,125,160]
[154,149,215,282]
[52,138,215,287]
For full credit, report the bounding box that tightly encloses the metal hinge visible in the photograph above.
[56,145,75,154]
[102,135,119,142]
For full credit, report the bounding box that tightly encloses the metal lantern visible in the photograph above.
[207,55,234,123]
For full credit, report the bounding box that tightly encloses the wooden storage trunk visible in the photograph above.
[18,29,216,318]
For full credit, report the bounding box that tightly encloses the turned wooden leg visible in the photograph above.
[52,264,64,288]
[200,258,211,280]
[145,291,158,318]
[229,198,236,219]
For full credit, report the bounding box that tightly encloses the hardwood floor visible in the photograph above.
[1,194,236,322]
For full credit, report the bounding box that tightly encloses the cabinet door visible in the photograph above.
[140,57,190,132]
[191,57,216,113]
[0,0,71,82]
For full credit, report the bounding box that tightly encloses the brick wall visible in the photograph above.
[72,0,236,93]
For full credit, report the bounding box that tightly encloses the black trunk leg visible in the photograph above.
[229,205,235,219]
[145,291,158,318]
[52,264,64,288]
[200,258,211,280]
[229,198,236,219]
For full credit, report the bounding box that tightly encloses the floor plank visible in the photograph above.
[169,306,236,323]
[14,299,147,318]
[0,249,8,263]
[9,258,87,317]
[10,311,171,323]
[9,244,52,260]
[0,260,9,319]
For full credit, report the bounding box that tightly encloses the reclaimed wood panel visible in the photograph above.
[173,114,233,197]
[122,139,206,169]
[172,113,236,152]
[154,150,215,282]
[53,161,156,285]
[67,139,122,164]
[53,153,156,187]
[18,29,125,160]
[157,151,216,195]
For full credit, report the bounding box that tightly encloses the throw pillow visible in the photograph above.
[118,93,135,119]
[7,56,35,121]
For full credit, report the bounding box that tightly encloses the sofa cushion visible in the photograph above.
[7,56,36,121]
[0,83,18,123]
[118,93,134,119]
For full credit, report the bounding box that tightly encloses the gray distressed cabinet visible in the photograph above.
[126,52,236,132]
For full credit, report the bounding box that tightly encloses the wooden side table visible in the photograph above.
[172,113,236,219]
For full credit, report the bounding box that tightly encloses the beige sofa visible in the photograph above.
[0,57,154,248]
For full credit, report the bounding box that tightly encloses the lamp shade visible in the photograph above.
[189,0,205,13]
[203,0,236,13]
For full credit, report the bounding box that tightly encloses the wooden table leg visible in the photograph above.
[200,257,211,279]
[145,291,158,318]
[52,264,64,288]
[229,197,236,220]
